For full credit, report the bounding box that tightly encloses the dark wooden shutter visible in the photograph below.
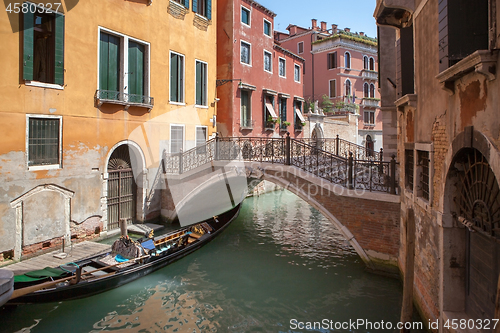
[128,42,145,102]
[206,0,211,19]
[23,10,34,81]
[195,61,202,105]
[54,13,64,85]
[333,52,337,68]
[438,0,449,72]
[327,53,331,69]
[192,0,197,13]
[184,0,189,8]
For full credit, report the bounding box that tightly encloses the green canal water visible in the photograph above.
[2,190,407,333]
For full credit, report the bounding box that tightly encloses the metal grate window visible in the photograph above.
[196,127,207,154]
[171,125,183,154]
[418,150,430,200]
[405,149,414,190]
[28,117,60,166]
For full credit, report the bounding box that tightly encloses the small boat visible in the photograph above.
[7,204,241,304]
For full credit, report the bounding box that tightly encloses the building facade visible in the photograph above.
[216,0,305,138]
[0,0,217,260]
[376,0,500,329]
[277,20,383,154]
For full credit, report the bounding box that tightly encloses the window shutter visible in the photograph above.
[23,10,34,81]
[184,0,189,9]
[192,0,197,13]
[327,54,331,69]
[195,61,202,105]
[438,0,449,72]
[170,54,178,101]
[332,52,337,68]
[128,42,145,102]
[206,0,211,20]
[54,13,64,85]
[202,63,207,105]
[99,33,109,91]
[108,35,120,93]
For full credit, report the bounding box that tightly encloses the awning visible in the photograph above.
[295,107,306,122]
[266,101,278,119]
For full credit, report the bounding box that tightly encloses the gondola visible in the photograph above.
[7,204,241,304]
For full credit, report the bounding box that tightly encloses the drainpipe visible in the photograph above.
[311,32,315,103]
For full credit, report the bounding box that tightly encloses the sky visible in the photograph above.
[256,0,378,39]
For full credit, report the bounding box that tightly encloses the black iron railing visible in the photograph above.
[301,134,382,161]
[163,134,398,194]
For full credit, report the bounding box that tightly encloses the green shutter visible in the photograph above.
[23,10,34,81]
[100,33,120,99]
[99,33,109,91]
[170,54,178,102]
[54,13,64,85]
[206,0,211,20]
[192,0,197,13]
[128,42,145,103]
[108,35,120,95]
[195,61,201,105]
[184,0,189,8]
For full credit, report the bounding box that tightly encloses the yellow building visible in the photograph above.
[0,0,217,260]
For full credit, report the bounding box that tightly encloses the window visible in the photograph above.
[194,0,212,19]
[128,41,146,103]
[345,79,351,96]
[241,41,251,65]
[344,52,351,69]
[396,26,414,98]
[196,126,207,154]
[298,42,304,54]
[195,60,207,106]
[279,58,286,77]
[363,56,369,70]
[365,135,374,156]
[264,95,277,129]
[369,57,375,71]
[170,51,184,103]
[327,52,337,69]
[438,0,488,71]
[241,90,251,128]
[264,51,272,72]
[98,28,151,105]
[364,83,369,98]
[405,149,414,191]
[27,116,61,168]
[264,19,271,36]
[329,79,336,98]
[241,6,250,25]
[23,7,64,85]
[279,97,287,130]
[172,0,189,7]
[294,64,300,82]
[417,150,430,200]
[370,84,375,98]
[170,125,184,153]
[364,110,375,125]
[99,32,120,100]
[294,100,305,130]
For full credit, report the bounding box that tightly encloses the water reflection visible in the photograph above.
[4,189,403,333]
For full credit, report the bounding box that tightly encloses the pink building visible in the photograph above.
[216,0,305,138]
[276,20,383,153]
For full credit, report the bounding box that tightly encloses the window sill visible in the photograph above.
[436,50,498,94]
[240,62,252,68]
[195,105,209,109]
[395,94,417,111]
[240,126,253,130]
[264,127,275,132]
[363,123,376,127]
[28,164,61,171]
[169,101,186,106]
[95,90,154,111]
[25,81,64,90]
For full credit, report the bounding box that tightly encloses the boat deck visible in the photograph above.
[2,242,111,275]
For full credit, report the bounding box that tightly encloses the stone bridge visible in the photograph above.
[160,136,401,273]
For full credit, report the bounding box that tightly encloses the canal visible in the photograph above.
[2,190,406,333]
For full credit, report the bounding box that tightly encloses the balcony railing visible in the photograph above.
[361,70,378,81]
[95,90,154,111]
[362,98,380,108]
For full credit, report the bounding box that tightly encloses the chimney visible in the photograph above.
[345,27,350,33]
[289,25,297,36]
[331,24,338,34]
[311,19,317,30]
[359,32,365,36]
[320,21,327,31]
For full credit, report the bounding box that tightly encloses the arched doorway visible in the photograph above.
[445,147,500,320]
[107,145,136,230]
[365,135,374,156]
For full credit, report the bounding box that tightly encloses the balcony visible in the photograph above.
[362,98,380,108]
[361,70,378,81]
[95,90,154,111]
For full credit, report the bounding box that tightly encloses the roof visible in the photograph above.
[312,30,378,47]
[242,0,276,17]
[273,43,305,62]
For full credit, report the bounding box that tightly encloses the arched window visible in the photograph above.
[363,56,369,70]
[363,83,369,98]
[366,135,374,156]
[344,52,351,69]
[345,79,351,97]
[370,83,375,98]
[369,57,375,71]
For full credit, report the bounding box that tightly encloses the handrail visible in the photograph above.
[163,134,398,194]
